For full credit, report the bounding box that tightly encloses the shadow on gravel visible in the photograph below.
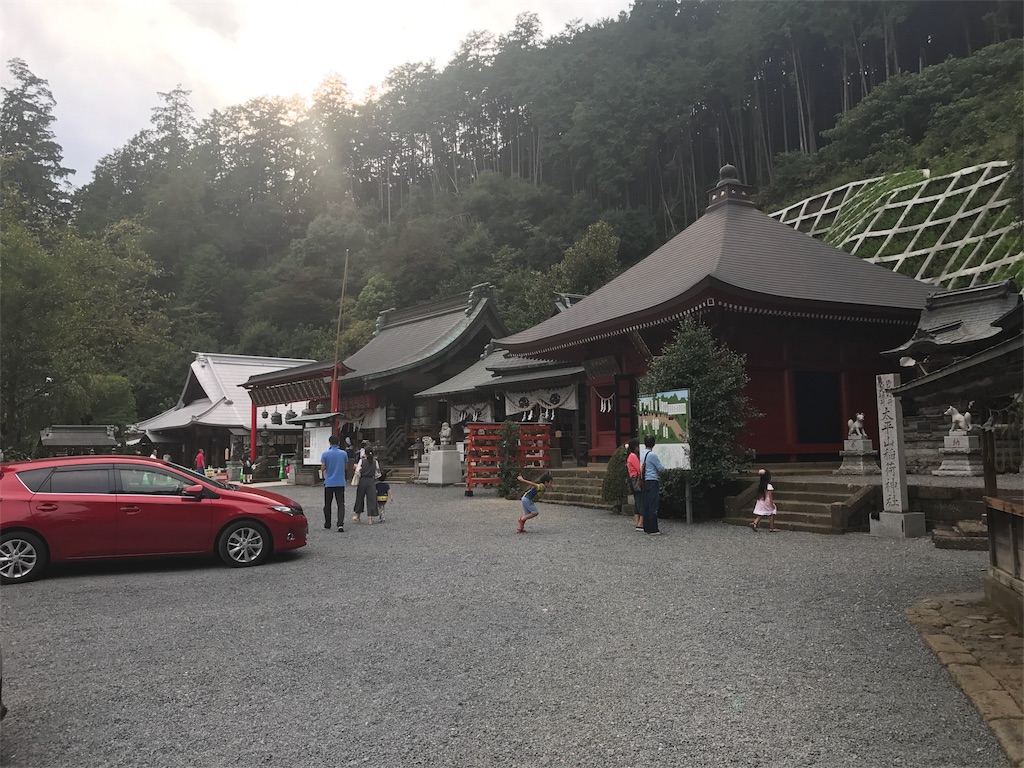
[40,550,306,582]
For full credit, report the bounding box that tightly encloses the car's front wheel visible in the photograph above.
[217,521,271,568]
[0,530,49,584]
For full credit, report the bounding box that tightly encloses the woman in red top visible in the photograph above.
[625,438,643,531]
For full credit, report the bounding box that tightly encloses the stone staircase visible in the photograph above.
[723,466,879,534]
[384,466,417,484]
[541,466,610,510]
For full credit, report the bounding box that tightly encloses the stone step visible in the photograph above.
[771,499,835,516]
[932,526,989,550]
[771,481,874,495]
[547,483,608,495]
[955,519,988,537]
[544,491,607,505]
[722,517,845,535]
[773,491,851,504]
[544,496,611,510]
[739,463,842,476]
[547,469,608,480]
[729,507,837,526]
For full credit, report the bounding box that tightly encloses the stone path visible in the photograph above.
[906,593,1023,767]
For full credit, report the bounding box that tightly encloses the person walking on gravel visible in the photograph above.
[515,472,553,533]
[352,447,381,523]
[639,435,666,535]
[625,438,643,531]
[320,435,349,531]
[749,469,779,532]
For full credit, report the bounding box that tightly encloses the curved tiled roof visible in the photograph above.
[415,350,583,398]
[136,353,313,431]
[337,286,507,389]
[498,183,935,353]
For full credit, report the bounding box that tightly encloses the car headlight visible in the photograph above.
[270,505,300,516]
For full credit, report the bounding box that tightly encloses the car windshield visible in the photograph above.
[169,462,236,490]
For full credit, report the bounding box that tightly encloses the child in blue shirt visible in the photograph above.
[515,472,553,533]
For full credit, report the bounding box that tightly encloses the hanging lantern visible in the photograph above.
[261,409,269,420]
[285,409,297,421]
[271,412,283,425]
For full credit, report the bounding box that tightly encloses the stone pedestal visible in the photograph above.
[291,464,319,486]
[835,438,881,474]
[427,444,462,486]
[932,433,983,476]
[226,461,243,482]
[870,510,927,538]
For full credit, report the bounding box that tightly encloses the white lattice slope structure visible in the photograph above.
[771,161,1022,289]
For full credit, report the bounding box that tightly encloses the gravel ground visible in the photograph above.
[0,483,1008,768]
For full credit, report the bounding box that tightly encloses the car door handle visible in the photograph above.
[36,503,58,512]
[120,506,141,514]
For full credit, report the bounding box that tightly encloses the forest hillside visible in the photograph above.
[2,0,1021,455]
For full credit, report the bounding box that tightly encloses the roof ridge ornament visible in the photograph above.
[466,283,492,315]
[706,163,755,211]
[374,308,394,336]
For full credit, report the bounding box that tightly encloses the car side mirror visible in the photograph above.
[183,484,205,498]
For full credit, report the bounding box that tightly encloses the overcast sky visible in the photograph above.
[1,0,633,187]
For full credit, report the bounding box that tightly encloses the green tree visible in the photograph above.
[552,220,621,294]
[494,263,558,334]
[601,443,631,505]
[0,58,73,225]
[641,318,758,499]
[1,208,159,454]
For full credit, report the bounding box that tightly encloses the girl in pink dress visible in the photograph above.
[750,469,779,532]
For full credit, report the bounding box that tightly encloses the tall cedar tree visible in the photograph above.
[641,318,759,492]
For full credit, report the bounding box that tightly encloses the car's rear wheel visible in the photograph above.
[217,521,271,568]
[0,530,49,584]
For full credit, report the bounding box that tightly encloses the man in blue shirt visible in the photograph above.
[320,435,349,531]
[639,434,666,535]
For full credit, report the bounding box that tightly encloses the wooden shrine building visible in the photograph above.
[242,284,508,467]
[496,165,937,462]
[415,343,587,462]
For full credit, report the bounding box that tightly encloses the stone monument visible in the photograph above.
[428,423,462,486]
[870,373,926,538]
[227,436,244,482]
[835,412,880,474]
[932,405,983,476]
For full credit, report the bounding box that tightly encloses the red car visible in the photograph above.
[0,455,307,584]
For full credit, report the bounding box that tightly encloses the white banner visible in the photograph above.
[449,402,493,424]
[339,406,386,431]
[504,385,577,414]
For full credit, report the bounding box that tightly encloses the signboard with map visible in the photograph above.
[637,389,691,470]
